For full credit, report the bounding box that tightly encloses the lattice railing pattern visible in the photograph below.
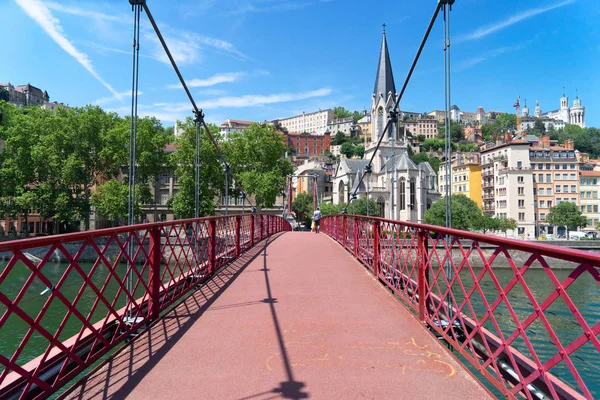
[322,215,600,400]
[0,215,290,399]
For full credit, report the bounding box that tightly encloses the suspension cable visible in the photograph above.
[141,2,255,210]
[344,1,445,211]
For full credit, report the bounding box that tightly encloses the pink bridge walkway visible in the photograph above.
[62,232,492,399]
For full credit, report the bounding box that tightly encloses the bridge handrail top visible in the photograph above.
[326,214,600,264]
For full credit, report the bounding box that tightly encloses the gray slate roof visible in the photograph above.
[381,153,418,173]
[344,159,369,174]
[373,33,396,98]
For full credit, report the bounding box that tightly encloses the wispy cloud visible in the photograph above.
[14,0,121,99]
[455,39,536,71]
[167,72,246,89]
[228,0,332,15]
[108,87,333,122]
[456,0,577,43]
[44,1,250,63]
[94,90,143,106]
[45,1,129,23]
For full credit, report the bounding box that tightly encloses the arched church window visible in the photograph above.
[377,197,385,218]
[409,178,416,210]
[399,178,406,210]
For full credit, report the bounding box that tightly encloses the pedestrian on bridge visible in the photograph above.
[313,208,322,234]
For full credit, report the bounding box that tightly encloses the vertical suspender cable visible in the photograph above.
[126,2,141,321]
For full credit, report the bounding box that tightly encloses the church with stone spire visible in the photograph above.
[332,28,440,221]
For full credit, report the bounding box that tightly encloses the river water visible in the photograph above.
[0,259,599,398]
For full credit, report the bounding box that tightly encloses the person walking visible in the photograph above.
[312,208,322,234]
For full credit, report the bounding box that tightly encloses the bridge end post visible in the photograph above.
[235,215,241,256]
[373,220,380,277]
[148,226,161,321]
[418,229,428,322]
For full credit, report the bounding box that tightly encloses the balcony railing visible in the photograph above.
[0,215,290,399]
[321,215,600,400]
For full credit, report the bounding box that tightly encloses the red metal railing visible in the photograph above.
[0,214,290,399]
[322,215,600,400]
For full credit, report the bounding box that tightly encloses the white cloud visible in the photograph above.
[167,72,246,89]
[456,40,536,71]
[228,0,332,15]
[43,2,250,64]
[14,0,122,99]
[456,0,577,43]
[199,89,228,96]
[45,1,129,23]
[94,90,143,106]
[109,88,333,123]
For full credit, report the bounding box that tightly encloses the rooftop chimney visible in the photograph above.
[504,132,512,143]
[540,134,550,149]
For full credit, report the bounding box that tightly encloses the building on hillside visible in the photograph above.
[542,90,585,128]
[41,101,71,112]
[529,135,580,237]
[283,131,331,159]
[219,119,255,140]
[579,170,600,233]
[274,109,333,135]
[327,117,356,137]
[402,117,438,140]
[464,126,483,144]
[330,144,342,157]
[400,110,422,120]
[480,138,535,238]
[438,152,482,208]
[357,113,371,146]
[475,107,487,125]
[521,117,565,132]
[332,29,439,220]
[428,110,446,123]
[1,82,70,112]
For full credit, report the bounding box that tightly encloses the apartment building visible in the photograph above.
[275,109,334,135]
[403,117,438,140]
[438,152,482,208]
[327,117,356,136]
[219,119,255,140]
[481,139,535,238]
[529,136,579,236]
[284,131,331,158]
[579,171,600,232]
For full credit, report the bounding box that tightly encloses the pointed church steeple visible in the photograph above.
[373,26,396,99]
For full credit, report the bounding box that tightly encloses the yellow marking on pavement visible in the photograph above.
[434,359,456,378]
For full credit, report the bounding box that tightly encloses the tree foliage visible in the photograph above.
[547,125,600,158]
[0,88,9,102]
[497,217,518,237]
[318,202,343,216]
[223,123,293,208]
[292,192,313,223]
[476,213,500,234]
[410,152,441,174]
[170,119,223,218]
[547,201,588,239]
[347,198,380,216]
[424,194,482,231]
[0,102,173,233]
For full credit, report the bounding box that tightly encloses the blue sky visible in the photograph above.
[1,0,598,128]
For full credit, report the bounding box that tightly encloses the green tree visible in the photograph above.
[171,119,223,218]
[527,118,546,136]
[352,110,363,122]
[424,194,482,231]
[410,152,441,174]
[498,217,518,237]
[340,142,355,158]
[91,180,130,226]
[495,113,517,132]
[547,202,588,239]
[332,131,347,145]
[333,106,352,119]
[347,198,380,216]
[224,123,292,208]
[422,138,445,152]
[354,145,365,159]
[476,213,500,234]
[318,202,342,216]
[292,192,312,224]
